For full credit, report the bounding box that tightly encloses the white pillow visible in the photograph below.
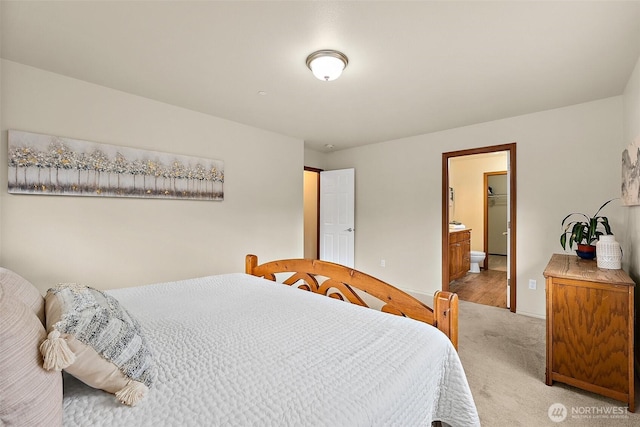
[41,284,156,406]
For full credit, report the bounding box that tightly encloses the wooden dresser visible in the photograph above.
[543,254,635,412]
[449,229,471,281]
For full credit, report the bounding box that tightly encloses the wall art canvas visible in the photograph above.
[8,130,224,200]
[622,136,640,206]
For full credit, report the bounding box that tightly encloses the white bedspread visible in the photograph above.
[62,273,479,426]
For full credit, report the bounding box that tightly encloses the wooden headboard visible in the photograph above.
[245,255,459,350]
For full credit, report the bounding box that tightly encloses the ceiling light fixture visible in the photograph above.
[306,50,349,82]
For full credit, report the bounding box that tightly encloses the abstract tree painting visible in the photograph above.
[622,136,640,206]
[8,130,224,200]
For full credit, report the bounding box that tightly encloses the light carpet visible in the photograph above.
[457,300,640,426]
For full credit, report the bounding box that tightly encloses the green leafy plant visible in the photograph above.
[560,199,614,250]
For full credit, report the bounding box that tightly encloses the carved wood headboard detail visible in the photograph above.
[245,254,459,350]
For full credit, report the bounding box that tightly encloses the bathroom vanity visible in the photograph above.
[449,229,471,281]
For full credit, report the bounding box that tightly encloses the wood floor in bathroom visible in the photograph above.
[449,255,508,308]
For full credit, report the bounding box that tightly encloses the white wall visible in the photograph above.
[324,97,623,318]
[0,60,304,294]
[622,55,640,358]
[623,56,640,282]
[304,148,328,170]
[0,6,3,258]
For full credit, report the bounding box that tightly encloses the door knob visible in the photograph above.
[345,228,355,232]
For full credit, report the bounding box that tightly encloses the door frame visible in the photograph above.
[483,171,507,271]
[441,143,517,313]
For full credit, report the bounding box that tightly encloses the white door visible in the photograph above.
[320,168,355,267]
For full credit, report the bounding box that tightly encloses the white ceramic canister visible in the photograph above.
[596,235,622,269]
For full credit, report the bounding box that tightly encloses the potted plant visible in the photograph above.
[560,199,614,259]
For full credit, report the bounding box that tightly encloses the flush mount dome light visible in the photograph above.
[306,50,349,82]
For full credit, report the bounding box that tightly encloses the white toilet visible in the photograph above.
[469,251,486,273]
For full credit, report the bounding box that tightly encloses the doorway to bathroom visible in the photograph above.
[441,143,517,313]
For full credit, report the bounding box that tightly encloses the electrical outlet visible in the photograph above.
[380,259,386,267]
[529,279,537,290]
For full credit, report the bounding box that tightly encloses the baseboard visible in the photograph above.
[404,289,435,305]
[405,289,547,319]
[512,309,545,320]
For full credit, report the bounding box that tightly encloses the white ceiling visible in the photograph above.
[2,1,640,152]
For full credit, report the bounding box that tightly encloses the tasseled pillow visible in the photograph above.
[40,284,156,406]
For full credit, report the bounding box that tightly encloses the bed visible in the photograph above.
[0,255,479,427]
